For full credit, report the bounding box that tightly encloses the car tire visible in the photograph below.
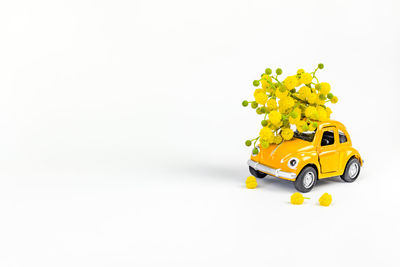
[340,158,361,183]
[294,166,317,193]
[249,166,267,178]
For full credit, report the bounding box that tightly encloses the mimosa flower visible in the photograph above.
[281,128,294,141]
[319,193,332,206]
[320,82,331,94]
[300,72,312,84]
[242,63,337,152]
[259,126,274,142]
[305,106,318,120]
[246,176,257,189]
[254,88,266,97]
[255,92,268,105]
[269,110,282,126]
[283,75,298,90]
[267,98,277,110]
[290,192,309,205]
[274,135,283,144]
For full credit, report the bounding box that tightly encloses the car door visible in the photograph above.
[317,127,340,173]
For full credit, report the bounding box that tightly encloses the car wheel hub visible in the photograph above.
[303,172,315,188]
[349,163,359,178]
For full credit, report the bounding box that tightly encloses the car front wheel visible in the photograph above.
[249,166,267,178]
[294,166,317,193]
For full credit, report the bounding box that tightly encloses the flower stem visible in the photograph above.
[253,136,260,148]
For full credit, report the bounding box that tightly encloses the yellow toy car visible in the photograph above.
[248,120,363,192]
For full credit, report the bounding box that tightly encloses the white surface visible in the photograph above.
[1,0,400,266]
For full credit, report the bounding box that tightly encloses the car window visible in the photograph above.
[293,130,315,142]
[338,130,348,143]
[321,130,335,146]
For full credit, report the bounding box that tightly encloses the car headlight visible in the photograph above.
[288,157,299,169]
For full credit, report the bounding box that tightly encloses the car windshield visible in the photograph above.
[293,130,316,142]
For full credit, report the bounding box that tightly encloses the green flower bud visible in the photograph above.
[327,93,333,99]
[315,84,321,90]
[260,106,266,113]
[279,85,286,92]
[312,122,318,128]
[245,140,252,146]
[253,80,260,86]
[302,124,309,131]
[265,68,272,75]
[319,93,326,100]
[283,120,290,128]
[290,111,298,118]
[261,120,268,126]
[256,108,263,114]
[318,63,324,69]
[276,68,282,75]
[242,100,249,107]
[252,148,259,155]
[251,102,258,109]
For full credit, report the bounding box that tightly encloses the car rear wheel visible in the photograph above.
[340,158,360,182]
[249,166,267,178]
[294,166,317,193]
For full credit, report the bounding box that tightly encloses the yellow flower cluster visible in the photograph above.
[290,192,309,205]
[290,192,332,206]
[319,192,332,206]
[246,176,257,189]
[242,64,339,153]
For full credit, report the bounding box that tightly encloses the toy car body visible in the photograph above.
[248,120,363,192]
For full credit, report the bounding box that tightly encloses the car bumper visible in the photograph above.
[247,159,297,181]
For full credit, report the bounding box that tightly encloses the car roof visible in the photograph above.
[317,120,346,130]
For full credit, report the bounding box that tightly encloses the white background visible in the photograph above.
[1,0,400,266]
